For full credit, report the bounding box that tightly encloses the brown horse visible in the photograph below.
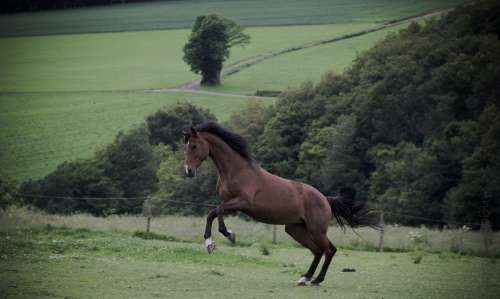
[182,122,375,285]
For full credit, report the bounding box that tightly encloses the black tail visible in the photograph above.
[327,188,380,231]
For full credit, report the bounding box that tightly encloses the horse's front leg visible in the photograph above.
[203,197,249,254]
[204,209,217,253]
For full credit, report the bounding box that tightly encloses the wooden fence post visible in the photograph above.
[481,219,492,257]
[480,193,492,256]
[146,216,151,233]
[142,200,152,234]
[272,225,277,244]
[378,210,385,252]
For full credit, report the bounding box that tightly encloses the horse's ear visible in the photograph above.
[190,126,198,136]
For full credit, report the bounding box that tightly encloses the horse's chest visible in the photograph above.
[217,181,240,200]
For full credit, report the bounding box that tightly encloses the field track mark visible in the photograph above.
[169,7,453,92]
[145,88,275,99]
[0,89,274,100]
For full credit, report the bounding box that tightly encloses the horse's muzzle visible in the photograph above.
[184,164,195,177]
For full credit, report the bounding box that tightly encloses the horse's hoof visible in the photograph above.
[297,276,309,286]
[310,278,322,286]
[227,230,236,244]
[205,238,215,254]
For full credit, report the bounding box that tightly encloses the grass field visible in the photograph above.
[0,1,468,181]
[1,209,499,299]
[0,23,374,93]
[0,92,273,180]
[0,0,466,37]
[205,23,414,95]
[0,22,411,181]
[205,11,442,95]
[2,207,500,255]
[0,30,196,92]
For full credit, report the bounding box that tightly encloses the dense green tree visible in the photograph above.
[97,126,158,213]
[146,103,216,150]
[252,1,500,227]
[20,126,160,215]
[445,104,500,228]
[0,176,18,210]
[153,145,218,215]
[368,142,443,224]
[183,14,250,86]
[255,82,323,178]
[20,159,122,215]
[227,100,273,146]
[318,115,366,197]
[296,125,336,185]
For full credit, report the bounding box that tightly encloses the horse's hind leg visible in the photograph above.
[216,207,236,244]
[285,223,322,285]
[310,234,337,285]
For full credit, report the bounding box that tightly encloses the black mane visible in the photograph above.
[195,121,252,161]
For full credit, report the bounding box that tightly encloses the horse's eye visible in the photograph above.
[192,145,197,150]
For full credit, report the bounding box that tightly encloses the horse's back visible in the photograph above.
[250,167,331,226]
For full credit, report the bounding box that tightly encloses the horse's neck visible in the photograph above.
[203,133,250,182]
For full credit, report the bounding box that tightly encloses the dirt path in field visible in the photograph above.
[157,7,453,93]
[145,87,274,99]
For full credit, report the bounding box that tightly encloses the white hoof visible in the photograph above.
[227,230,236,244]
[297,276,309,286]
[205,238,215,254]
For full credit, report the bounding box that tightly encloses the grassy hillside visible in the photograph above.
[0,23,373,93]
[0,220,498,299]
[0,23,377,181]
[0,30,195,92]
[0,1,468,182]
[0,0,465,37]
[0,92,273,180]
[206,23,414,95]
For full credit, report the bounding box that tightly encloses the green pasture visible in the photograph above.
[0,23,400,181]
[0,0,467,182]
[0,92,272,180]
[0,23,373,93]
[0,0,465,37]
[205,22,423,94]
[0,30,195,92]
[3,207,499,255]
[0,223,498,299]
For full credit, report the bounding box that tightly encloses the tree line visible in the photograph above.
[0,0,162,14]
[248,1,500,228]
[1,1,499,229]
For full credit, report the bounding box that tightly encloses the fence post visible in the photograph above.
[480,193,492,256]
[378,210,385,252]
[272,225,277,244]
[142,199,152,234]
[146,216,151,233]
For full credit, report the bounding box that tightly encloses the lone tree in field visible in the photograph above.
[183,14,250,86]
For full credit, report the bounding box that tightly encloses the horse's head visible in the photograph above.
[183,126,210,177]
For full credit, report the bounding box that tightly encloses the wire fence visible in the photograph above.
[13,192,496,256]
[15,193,218,208]
[14,192,482,225]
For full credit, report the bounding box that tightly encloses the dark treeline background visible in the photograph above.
[0,0,162,14]
[2,1,499,229]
